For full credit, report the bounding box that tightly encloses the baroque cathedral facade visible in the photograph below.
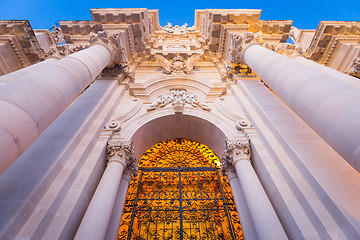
[0,8,360,240]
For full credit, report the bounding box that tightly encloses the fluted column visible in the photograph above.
[0,30,131,174]
[222,140,288,240]
[229,32,360,171]
[74,141,137,240]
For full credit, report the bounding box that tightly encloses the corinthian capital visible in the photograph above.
[106,141,138,177]
[89,31,128,66]
[220,140,251,175]
[228,31,262,64]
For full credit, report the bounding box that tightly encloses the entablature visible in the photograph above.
[0,20,48,75]
[305,21,360,63]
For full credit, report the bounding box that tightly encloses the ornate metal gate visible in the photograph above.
[117,139,244,240]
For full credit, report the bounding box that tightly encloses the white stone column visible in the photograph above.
[291,55,360,89]
[229,32,360,171]
[223,167,257,240]
[0,30,129,174]
[0,57,59,85]
[105,173,133,240]
[74,141,137,240]
[222,140,288,240]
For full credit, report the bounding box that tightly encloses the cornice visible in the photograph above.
[128,75,227,100]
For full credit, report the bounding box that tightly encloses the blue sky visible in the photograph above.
[0,0,359,30]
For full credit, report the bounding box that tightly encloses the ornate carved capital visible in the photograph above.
[348,57,360,78]
[89,31,128,66]
[220,139,251,175]
[264,42,303,58]
[225,167,238,182]
[106,141,138,177]
[46,44,87,58]
[228,32,262,64]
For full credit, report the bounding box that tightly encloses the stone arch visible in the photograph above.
[117,107,245,159]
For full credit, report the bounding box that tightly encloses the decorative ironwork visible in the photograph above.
[118,139,244,240]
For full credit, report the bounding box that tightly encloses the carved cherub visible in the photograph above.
[189,95,211,111]
[147,95,169,111]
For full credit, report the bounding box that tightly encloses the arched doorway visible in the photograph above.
[117,138,244,240]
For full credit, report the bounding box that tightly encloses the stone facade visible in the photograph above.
[0,8,360,240]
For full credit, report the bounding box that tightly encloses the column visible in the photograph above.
[222,140,288,240]
[0,31,126,174]
[291,55,360,89]
[74,141,137,240]
[229,32,360,171]
[222,166,257,240]
[105,172,133,240]
[0,57,59,85]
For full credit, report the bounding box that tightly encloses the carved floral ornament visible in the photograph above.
[106,141,138,177]
[220,140,251,176]
[147,88,211,113]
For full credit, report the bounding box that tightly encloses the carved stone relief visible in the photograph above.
[162,23,195,35]
[154,54,202,74]
[264,42,303,57]
[47,44,88,58]
[147,88,211,112]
